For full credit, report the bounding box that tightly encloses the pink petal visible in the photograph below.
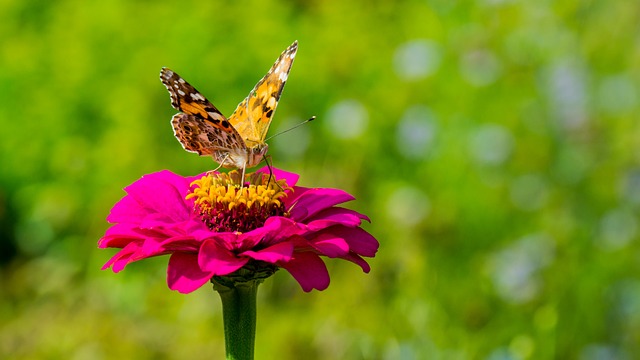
[242,241,294,263]
[157,235,201,253]
[282,186,311,209]
[279,252,330,292]
[123,170,192,223]
[319,226,379,257]
[167,252,215,294]
[139,214,189,231]
[99,224,145,248]
[107,194,150,223]
[191,231,247,251]
[305,208,368,231]
[255,166,300,187]
[103,242,141,272]
[233,226,275,250]
[182,218,210,234]
[255,217,305,247]
[198,239,249,274]
[133,234,199,259]
[288,188,355,221]
[287,234,315,252]
[311,207,370,223]
[310,232,349,257]
[158,170,205,197]
[341,253,372,273]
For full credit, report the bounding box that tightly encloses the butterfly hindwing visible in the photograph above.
[228,41,298,148]
[171,113,245,155]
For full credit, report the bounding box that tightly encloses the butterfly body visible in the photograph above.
[160,41,298,171]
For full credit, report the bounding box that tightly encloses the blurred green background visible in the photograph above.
[1,0,639,358]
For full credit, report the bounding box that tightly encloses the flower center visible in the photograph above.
[186,170,289,233]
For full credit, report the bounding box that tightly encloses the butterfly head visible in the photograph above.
[247,144,269,168]
[215,143,268,169]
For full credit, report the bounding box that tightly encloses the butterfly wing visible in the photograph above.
[171,113,247,157]
[228,41,298,148]
[160,67,246,156]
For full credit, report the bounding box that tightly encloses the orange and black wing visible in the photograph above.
[227,41,298,148]
[160,67,245,155]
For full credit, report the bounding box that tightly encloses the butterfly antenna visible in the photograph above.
[265,116,316,142]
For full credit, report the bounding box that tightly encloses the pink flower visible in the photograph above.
[99,167,379,294]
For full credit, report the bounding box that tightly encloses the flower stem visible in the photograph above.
[213,277,260,360]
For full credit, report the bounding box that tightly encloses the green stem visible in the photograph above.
[213,277,259,360]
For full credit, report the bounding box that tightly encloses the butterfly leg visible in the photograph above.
[263,155,284,191]
[240,162,248,188]
[206,154,230,177]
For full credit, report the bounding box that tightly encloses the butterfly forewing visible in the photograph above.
[160,68,226,123]
[228,41,298,148]
[160,68,246,156]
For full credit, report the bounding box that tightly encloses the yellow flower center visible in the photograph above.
[186,170,290,233]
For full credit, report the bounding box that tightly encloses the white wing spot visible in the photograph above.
[178,78,186,84]
[191,92,205,101]
[267,96,277,108]
[279,72,288,81]
[178,89,186,96]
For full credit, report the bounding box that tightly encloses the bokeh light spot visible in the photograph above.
[396,105,438,159]
[460,49,502,86]
[597,208,637,251]
[509,174,549,211]
[393,39,442,81]
[325,99,369,139]
[544,59,588,129]
[469,124,514,166]
[386,186,431,227]
[597,74,638,114]
[487,234,555,304]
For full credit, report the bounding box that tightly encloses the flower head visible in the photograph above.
[99,167,379,293]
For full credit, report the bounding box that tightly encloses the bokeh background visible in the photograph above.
[1,0,639,359]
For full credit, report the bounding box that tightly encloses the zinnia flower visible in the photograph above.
[99,167,378,293]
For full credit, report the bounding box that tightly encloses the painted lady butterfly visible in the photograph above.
[160,41,298,177]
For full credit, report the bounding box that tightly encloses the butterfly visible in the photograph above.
[160,41,298,179]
